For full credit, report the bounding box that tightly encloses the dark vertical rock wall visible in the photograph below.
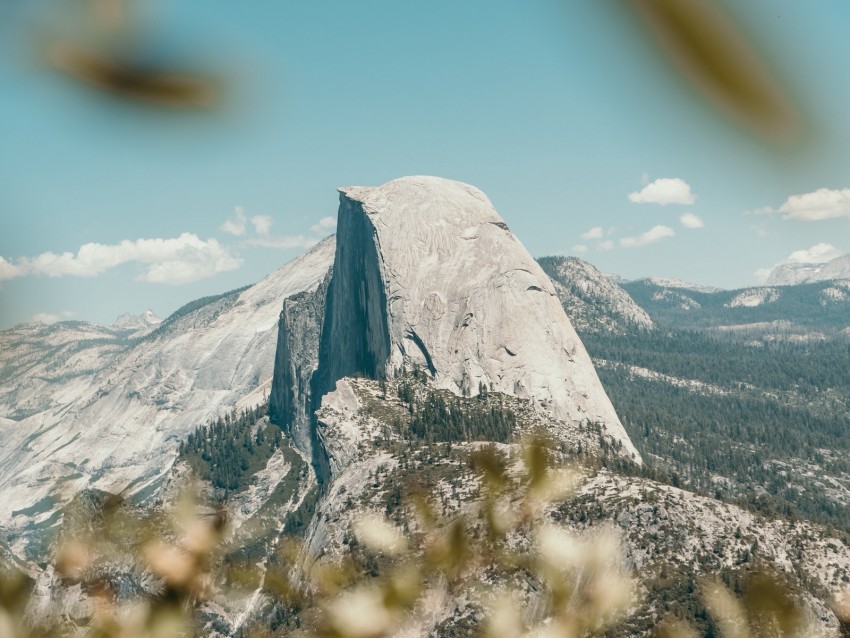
[308,193,392,481]
[311,193,392,402]
[269,192,393,482]
[268,270,331,458]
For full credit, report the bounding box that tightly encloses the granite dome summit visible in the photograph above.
[272,176,640,466]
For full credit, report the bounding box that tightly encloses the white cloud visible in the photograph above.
[679,212,704,229]
[580,226,604,241]
[221,206,247,236]
[244,216,336,250]
[597,240,615,251]
[751,222,769,238]
[628,178,696,205]
[570,244,589,255]
[4,234,241,285]
[224,207,276,237]
[619,225,675,248]
[250,215,273,236]
[786,242,842,264]
[0,256,24,282]
[310,216,337,235]
[779,187,850,221]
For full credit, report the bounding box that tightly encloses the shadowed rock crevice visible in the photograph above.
[268,269,332,458]
[309,193,393,481]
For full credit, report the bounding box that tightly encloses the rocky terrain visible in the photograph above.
[2,177,850,635]
[0,236,335,560]
[537,256,654,335]
[767,253,850,286]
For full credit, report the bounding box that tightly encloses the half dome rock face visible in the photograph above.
[313,176,641,462]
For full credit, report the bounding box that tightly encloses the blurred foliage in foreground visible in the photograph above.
[1,437,845,637]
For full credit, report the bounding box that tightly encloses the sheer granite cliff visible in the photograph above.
[268,266,332,458]
[275,176,640,478]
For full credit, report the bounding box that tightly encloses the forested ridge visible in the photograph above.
[179,402,284,494]
[577,317,850,533]
[623,279,850,332]
[584,329,850,395]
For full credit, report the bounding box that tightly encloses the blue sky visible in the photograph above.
[1,0,850,328]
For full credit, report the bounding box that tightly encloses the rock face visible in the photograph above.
[538,256,654,334]
[268,267,332,458]
[767,254,850,285]
[0,237,335,556]
[307,176,640,466]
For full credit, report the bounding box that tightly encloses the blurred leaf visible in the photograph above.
[629,0,801,144]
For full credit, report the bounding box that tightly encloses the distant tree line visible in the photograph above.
[584,329,850,396]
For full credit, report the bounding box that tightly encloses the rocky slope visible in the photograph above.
[283,377,850,637]
[767,253,850,286]
[537,256,654,334]
[0,237,335,558]
[0,321,128,421]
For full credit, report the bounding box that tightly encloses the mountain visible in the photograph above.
[112,309,162,331]
[642,277,722,294]
[270,176,640,472]
[767,253,850,286]
[5,179,850,635]
[537,255,654,334]
[623,278,850,340]
[0,237,335,559]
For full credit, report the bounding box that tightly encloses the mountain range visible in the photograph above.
[2,177,850,636]
[767,253,850,286]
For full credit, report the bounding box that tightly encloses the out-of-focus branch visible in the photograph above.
[629,0,801,145]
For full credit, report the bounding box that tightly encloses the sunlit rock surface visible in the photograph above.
[0,237,335,556]
[311,176,640,464]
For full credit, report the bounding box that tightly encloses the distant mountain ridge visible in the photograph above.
[640,276,722,294]
[112,309,162,330]
[537,256,654,334]
[623,277,850,340]
[767,253,850,286]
